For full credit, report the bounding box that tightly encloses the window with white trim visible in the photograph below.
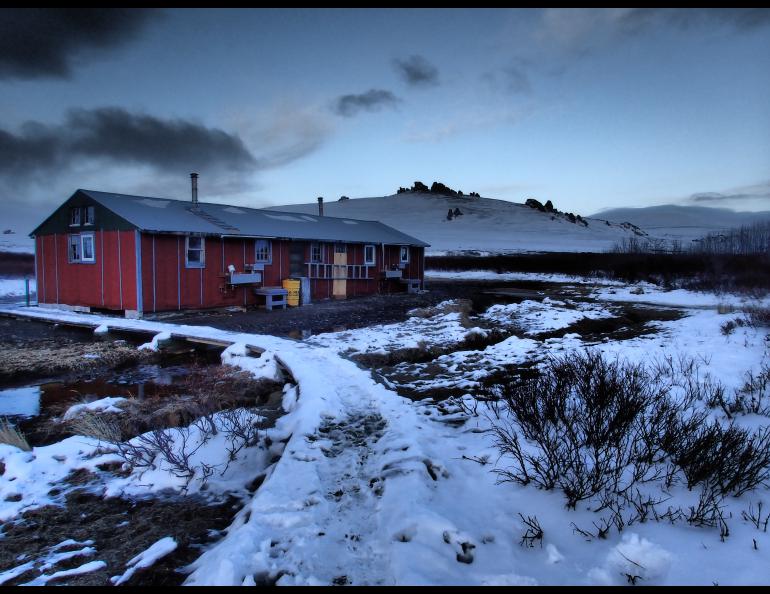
[83,206,95,225]
[81,233,95,262]
[255,239,272,263]
[399,246,410,264]
[70,208,81,226]
[186,236,205,268]
[310,242,324,263]
[364,244,376,266]
[68,233,95,263]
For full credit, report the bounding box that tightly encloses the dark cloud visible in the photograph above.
[333,89,401,117]
[538,8,770,72]
[619,8,770,35]
[393,55,440,87]
[691,187,770,204]
[683,181,770,211]
[0,8,159,79]
[0,108,257,180]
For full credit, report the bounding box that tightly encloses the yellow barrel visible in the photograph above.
[282,278,301,307]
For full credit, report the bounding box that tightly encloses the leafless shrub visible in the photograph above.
[489,351,675,509]
[483,351,770,539]
[218,408,262,468]
[729,364,770,416]
[686,483,730,541]
[82,407,264,489]
[720,317,749,336]
[0,417,31,451]
[518,513,543,548]
[746,306,770,329]
[742,501,769,533]
[673,424,770,496]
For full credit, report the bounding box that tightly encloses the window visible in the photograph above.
[70,208,81,226]
[364,244,376,266]
[335,243,347,254]
[83,206,95,225]
[255,239,272,263]
[68,233,95,263]
[81,233,95,262]
[310,243,323,263]
[186,236,205,268]
[400,246,410,264]
[68,234,81,262]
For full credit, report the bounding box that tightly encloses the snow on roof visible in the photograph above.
[77,190,429,247]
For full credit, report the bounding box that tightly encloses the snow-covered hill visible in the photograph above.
[591,205,770,244]
[269,192,642,255]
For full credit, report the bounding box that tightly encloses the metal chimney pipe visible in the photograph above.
[190,172,199,205]
[317,196,324,216]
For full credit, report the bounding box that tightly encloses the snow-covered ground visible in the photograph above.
[1,278,770,585]
[0,277,35,301]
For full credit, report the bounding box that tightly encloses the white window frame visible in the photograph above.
[70,207,81,226]
[364,244,376,266]
[80,233,95,262]
[255,239,272,264]
[310,242,324,263]
[68,232,96,264]
[185,235,205,268]
[83,206,95,226]
[399,245,410,264]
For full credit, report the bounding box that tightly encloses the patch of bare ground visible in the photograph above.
[387,363,540,402]
[0,485,240,586]
[0,318,156,384]
[534,305,685,342]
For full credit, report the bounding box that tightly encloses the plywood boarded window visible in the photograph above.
[186,236,205,268]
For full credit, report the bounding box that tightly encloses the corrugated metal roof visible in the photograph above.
[79,190,430,247]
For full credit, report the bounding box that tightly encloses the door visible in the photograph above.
[289,242,304,278]
[333,243,347,299]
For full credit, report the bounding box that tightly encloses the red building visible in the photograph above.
[31,188,428,317]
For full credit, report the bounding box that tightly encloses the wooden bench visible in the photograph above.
[254,287,288,311]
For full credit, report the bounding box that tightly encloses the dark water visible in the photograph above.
[0,363,195,421]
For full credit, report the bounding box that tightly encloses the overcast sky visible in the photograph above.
[1,8,769,233]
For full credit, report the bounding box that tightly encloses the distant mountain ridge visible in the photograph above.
[591,204,770,243]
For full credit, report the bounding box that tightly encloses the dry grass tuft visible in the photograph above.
[0,418,31,451]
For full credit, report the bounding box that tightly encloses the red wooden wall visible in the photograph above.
[36,232,425,314]
[36,231,137,311]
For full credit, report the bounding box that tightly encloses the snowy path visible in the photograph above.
[0,306,435,585]
[185,335,438,586]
